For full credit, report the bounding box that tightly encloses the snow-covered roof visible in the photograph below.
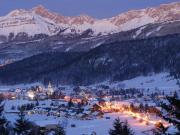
[34,119,59,127]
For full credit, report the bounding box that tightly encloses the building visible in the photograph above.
[47,82,54,96]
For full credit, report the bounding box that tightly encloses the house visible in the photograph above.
[91,104,101,112]
[0,91,16,99]
[38,93,47,100]
[33,120,59,134]
[97,98,106,106]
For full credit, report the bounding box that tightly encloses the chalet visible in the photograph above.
[91,104,102,112]
[97,98,106,106]
[33,120,59,134]
[38,93,47,100]
[0,91,16,99]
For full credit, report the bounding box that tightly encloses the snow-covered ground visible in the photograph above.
[5,112,157,135]
[121,73,179,91]
[4,99,53,112]
[66,113,156,135]
[92,73,179,94]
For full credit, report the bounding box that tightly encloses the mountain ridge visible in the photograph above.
[0,2,179,37]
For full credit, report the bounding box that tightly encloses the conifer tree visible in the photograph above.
[109,118,134,135]
[130,103,135,112]
[161,96,180,133]
[139,103,144,113]
[55,124,66,135]
[153,122,168,135]
[173,91,178,98]
[68,99,74,108]
[14,107,33,135]
[0,100,8,135]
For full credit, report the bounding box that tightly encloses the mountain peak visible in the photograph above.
[32,5,68,24]
[32,5,95,25]
[71,14,95,25]
[32,5,49,13]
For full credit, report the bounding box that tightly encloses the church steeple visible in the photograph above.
[47,82,54,95]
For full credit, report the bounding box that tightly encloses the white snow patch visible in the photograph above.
[133,25,146,39]
[121,15,155,31]
[156,26,162,31]
[56,41,64,45]
[91,41,104,49]
[146,26,162,37]
[146,31,153,37]
[65,46,73,52]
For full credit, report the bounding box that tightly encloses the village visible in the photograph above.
[0,82,177,135]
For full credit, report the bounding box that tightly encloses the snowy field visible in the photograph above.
[5,112,156,135]
[92,73,179,94]
[120,73,179,91]
[66,113,156,135]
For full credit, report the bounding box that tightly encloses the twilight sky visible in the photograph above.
[0,0,179,18]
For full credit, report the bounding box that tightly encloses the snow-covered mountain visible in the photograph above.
[0,9,61,36]
[0,2,180,66]
[0,2,179,37]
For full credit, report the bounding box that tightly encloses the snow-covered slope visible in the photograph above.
[0,2,179,37]
[120,73,179,91]
[93,73,180,93]
[0,9,61,36]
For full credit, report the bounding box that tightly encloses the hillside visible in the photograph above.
[0,34,179,85]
